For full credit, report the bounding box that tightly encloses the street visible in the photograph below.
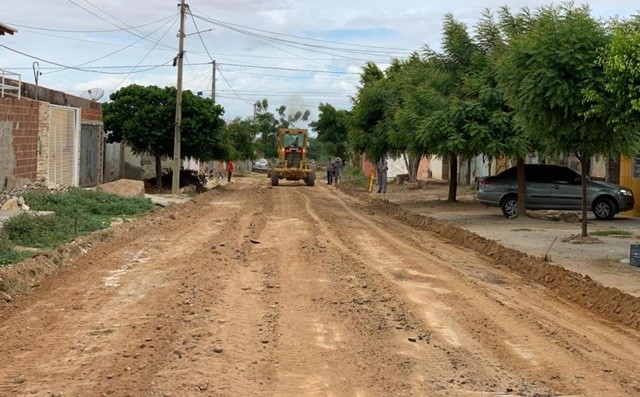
[0,175,639,396]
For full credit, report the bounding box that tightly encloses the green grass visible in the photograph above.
[343,165,368,185]
[23,188,154,216]
[590,230,634,238]
[0,239,33,267]
[0,188,155,266]
[2,213,107,249]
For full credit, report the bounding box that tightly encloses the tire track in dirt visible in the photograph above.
[148,184,277,396]
[248,185,420,396]
[0,187,253,396]
[304,184,640,395]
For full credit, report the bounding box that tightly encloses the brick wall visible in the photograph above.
[81,107,103,122]
[36,102,50,181]
[0,98,39,180]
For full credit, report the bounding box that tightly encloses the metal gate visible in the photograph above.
[79,122,101,187]
[103,141,124,182]
[48,105,80,187]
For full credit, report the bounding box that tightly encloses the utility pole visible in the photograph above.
[211,60,216,105]
[172,0,187,194]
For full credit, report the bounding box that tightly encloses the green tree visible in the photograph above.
[253,99,310,159]
[414,14,506,202]
[350,62,398,164]
[597,16,640,135]
[104,84,227,189]
[497,4,631,236]
[309,103,350,162]
[225,117,258,161]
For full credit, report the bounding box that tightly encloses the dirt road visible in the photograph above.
[1,175,640,396]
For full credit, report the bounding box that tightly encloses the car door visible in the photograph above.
[549,166,583,209]
[524,165,554,208]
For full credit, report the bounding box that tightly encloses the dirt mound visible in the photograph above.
[341,185,640,331]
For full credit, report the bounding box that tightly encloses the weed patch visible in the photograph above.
[0,239,33,268]
[590,230,634,238]
[0,189,154,266]
[23,188,154,216]
[343,166,369,186]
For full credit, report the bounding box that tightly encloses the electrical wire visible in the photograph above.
[1,14,177,33]
[3,61,359,75]
[45,14,179,75]
[216,64,251,104]
[67,0,176,51]
[108,16,179,93]
[189,7,409,52]
[0,44,171,75]
[193,14,370,69]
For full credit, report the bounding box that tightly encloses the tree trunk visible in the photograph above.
[402,153,420,183]
[410,156,420,183]
[448,156,458,202]
[155,151,163,191]
[466,158,471,185]
[578,154,588,238]
[516,157,527,218]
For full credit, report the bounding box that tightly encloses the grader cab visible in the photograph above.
[269,128,315,186]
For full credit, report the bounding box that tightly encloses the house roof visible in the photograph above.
[0,23,17,36]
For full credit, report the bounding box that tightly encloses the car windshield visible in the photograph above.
[284,133,304,147]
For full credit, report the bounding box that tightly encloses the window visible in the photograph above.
[633,155,640,179]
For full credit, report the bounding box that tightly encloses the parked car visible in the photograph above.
[252,158,269,172]
[476,164,635,220]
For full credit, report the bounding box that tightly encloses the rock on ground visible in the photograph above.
[98,179,145,198]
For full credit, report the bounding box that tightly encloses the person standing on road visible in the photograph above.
[226,160,235,183]
[327,160,335,185]
[377,155,388,194]
[333,157,343,185]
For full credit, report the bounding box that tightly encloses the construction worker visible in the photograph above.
[377,155,388,193]
[226,160,235,182]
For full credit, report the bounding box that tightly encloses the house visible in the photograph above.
[0,71,106,190]
[619,155,640,216]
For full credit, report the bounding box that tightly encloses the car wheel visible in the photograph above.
[593,198,616,220]
[271,173,279,186]
[501,196,518,218]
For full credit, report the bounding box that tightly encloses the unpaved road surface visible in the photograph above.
[1,176,640,396]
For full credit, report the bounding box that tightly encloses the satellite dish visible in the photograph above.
[80,88,105,102]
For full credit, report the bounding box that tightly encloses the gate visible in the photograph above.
[48,105,80,186]
[103,141,124,182]
[79,122,102,187]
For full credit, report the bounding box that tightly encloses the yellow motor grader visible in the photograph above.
[269,128,315,186]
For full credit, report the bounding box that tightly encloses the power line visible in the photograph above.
[0,44,171,75]
[2,60,360,76]
[45,14,179,75]
[0,59,360,76]
[67,0,175,51]
[189,8,410,52]
[1,14,177,33]
[192,14,370,68]
[108,13,179,93]
[216,64,251,104]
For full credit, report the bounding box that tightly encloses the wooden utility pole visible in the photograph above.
[172,0,187,194]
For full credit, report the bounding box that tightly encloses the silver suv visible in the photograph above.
[476,164,635,219]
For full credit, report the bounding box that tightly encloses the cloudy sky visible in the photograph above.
[1,1,638,125]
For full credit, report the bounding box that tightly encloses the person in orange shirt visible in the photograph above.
[226,160,235,182]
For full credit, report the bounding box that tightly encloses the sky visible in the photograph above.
[1,0,639,127]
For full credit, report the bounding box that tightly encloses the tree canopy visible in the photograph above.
[103,84,228,188]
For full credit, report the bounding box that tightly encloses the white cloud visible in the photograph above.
[2,0,639,124]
